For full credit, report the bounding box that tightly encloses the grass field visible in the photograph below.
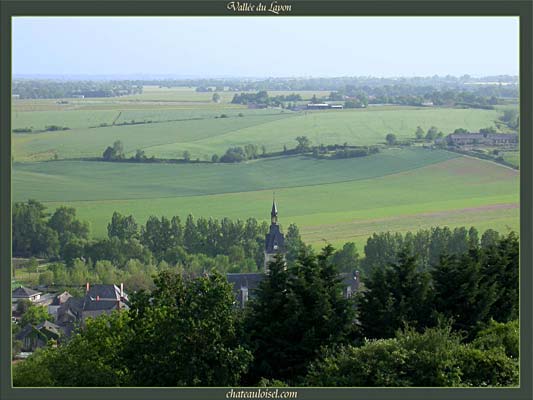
[502,150,520,168]
[11,87,519,250]
[13,149,519,249]
[13,106,503,162]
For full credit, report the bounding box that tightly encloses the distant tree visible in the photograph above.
[284,224,306,263]
[112,140,125,158]
[211,154,219,163]
[244,144,259,160]
[212,92,221,103]
[134,149,146,161]
[16,299,32,315]
[102,140,125,161]
[295,136,311,152]
[141,216,182,261]
[183,150,191,162]
[102,146,115,161]
[480,126,497,134]
[108,212,139,241]
[13,200,59,258]
[220,147,247,163]
[481,229,500,249]
[499,109,519,130]
[331,242,359,272]
[39,270,54,286]
[385,133,397,145]
[454,128,469,134]
[425,126,439,141]
[20,304,54,327]
[415,126,425,139]
[48,206,90,248]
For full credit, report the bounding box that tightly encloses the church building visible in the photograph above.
[226,201,360,308]
[264,200,285,271]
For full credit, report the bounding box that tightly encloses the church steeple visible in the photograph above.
[271,197,278,225]
[265,197,285,271]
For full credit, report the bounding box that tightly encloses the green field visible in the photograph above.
[13,105,503,162]
[11,87,519,250]
[13,148,519,249]
[502,150,520,168]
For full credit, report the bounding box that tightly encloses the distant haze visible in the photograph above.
[13,16,519,78]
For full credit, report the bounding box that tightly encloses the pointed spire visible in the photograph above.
[271,201,278,218]
[271,193,278,224]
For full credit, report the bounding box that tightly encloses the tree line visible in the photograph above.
[13,230,519,387]
[12,80,143,99]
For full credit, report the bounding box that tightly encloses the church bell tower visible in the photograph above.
[264,198,285,272]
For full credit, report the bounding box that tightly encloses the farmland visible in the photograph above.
[11,86,520,249]
[13,151,519,249]
[13,86,505,162]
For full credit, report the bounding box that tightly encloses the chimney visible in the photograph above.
[86,282,90,293]
[96,295,100,301]
[120,283,124,300]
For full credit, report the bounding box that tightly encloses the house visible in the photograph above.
[226,273,264,308]
[247,103,268,109]
[15,320,62,352]
[48,291,73,321]
[56,283,128,336]
[307,103,331,110]
[446,132,518,147]
[12,286,42,303]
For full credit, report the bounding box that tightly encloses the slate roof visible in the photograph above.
[51,291,72,306]
[82,299,122,311]
[265,224,285,253]
[12,286,41,298]
[36,320,62,336]
[87,284,126,301]
[15,320,62,341]
[226,273,265,292]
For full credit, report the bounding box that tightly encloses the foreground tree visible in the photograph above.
[125,270,252,386]
[13,311,132,387]
[305,324,518,387]
[358,250,433,339]
[244,246,357,384]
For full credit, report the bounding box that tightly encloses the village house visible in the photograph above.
[15,320,62,352]
[48,291,73,321]
[445,132,518,147]
[56,283,128,336]
[12,286,42,303]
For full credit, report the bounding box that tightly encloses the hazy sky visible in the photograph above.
[13,16,519,78]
